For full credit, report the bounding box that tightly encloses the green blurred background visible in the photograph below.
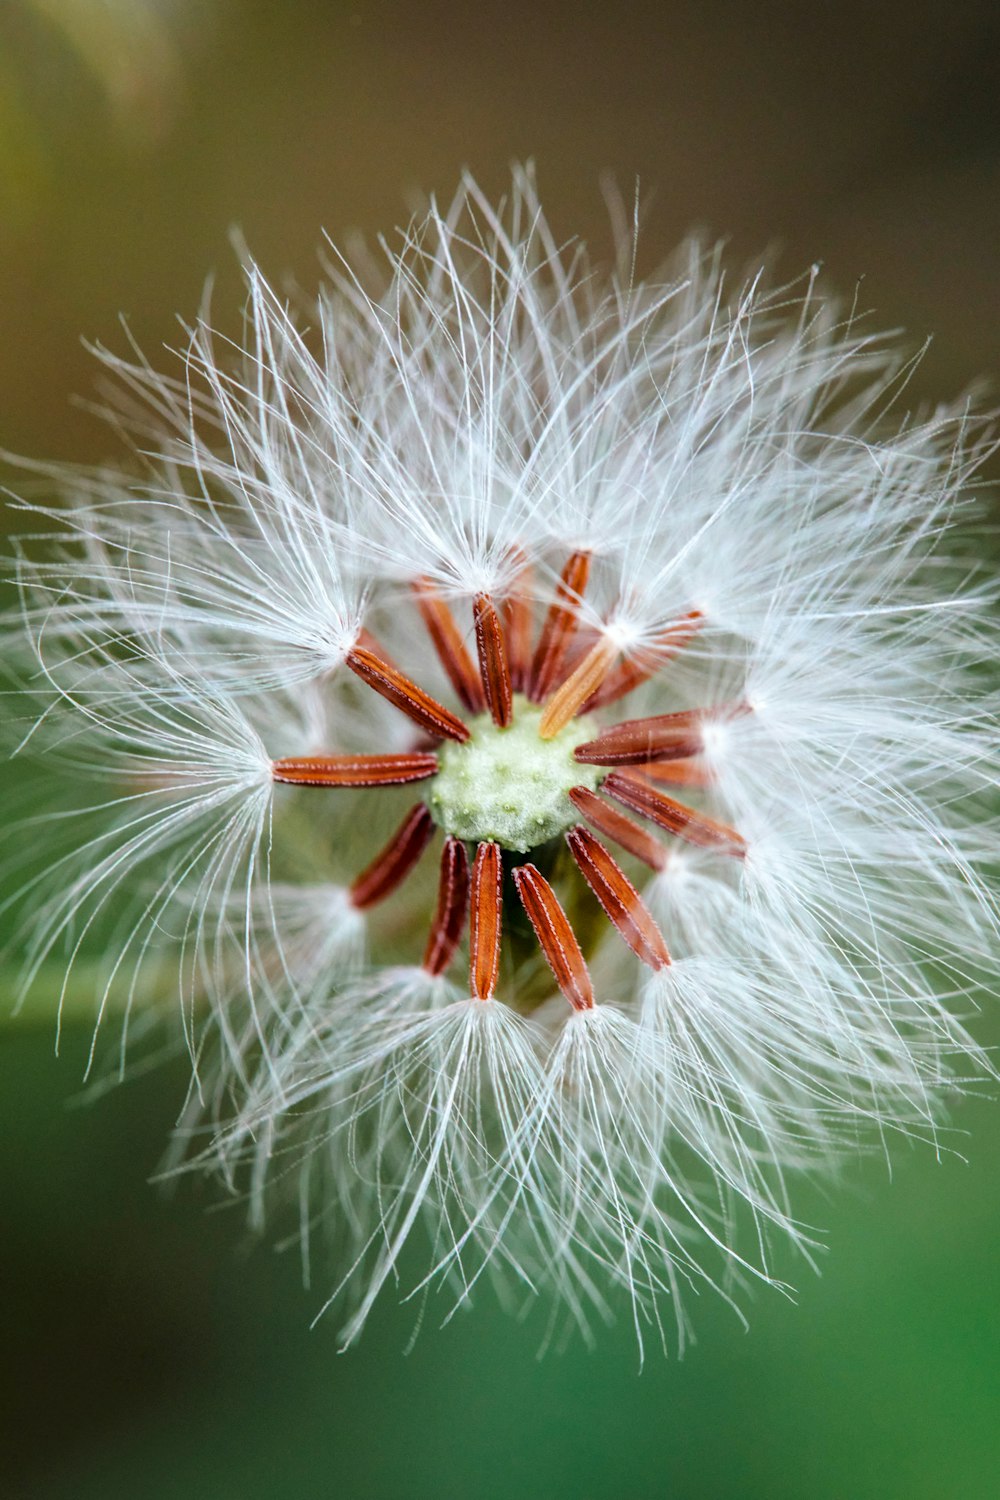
[2,3,999,1496]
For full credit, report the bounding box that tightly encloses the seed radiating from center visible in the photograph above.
[429,695,603,852]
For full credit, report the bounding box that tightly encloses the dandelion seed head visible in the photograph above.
[4,165,998,1352]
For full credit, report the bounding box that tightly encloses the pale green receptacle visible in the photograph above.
[428,696,603,853]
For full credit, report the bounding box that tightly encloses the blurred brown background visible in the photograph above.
[3,0,1000,468]
[2,3,999,1498]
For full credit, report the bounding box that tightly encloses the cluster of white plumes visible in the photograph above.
[4,167,998,1355]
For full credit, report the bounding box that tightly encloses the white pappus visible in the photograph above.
[3,165,999,1356]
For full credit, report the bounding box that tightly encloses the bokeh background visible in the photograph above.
[2,2,999,1496]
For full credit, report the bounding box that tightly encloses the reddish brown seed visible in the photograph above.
[584,611,704,711]
[349,804,434,909]
[423,836,471,977]
[412,579,485,713]
[502,550,534,693]
[568,786,670,872]
[603,770,747,857]
[574,708,706,766]
[469,841,503,1000]
[640,759,714,788]
[566,826,671,970]
[345,645,470,743]
[473,593,513,728]
[528,550,592,703]
[512,864,594,1011]
[271,752,439,787]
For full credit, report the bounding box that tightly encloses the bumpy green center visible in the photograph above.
[428,695,604,852]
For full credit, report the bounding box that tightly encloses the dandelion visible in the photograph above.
[4,166,999,1353]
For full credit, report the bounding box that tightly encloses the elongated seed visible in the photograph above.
[574,708,706,765]
[603,770,746,856]
[512,864,594,1010]
[423,836,471,976]
[346,645,470,742]
[350,804,434,909]
[568,785,670,871]
[412,579,485,712]
[271,752,439,787]
[528,550,591,702]
[539,636,618,740]
[469,841,503,999]
[566,826,671,969]
[502,552,534,693]
[473,593,513,728]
